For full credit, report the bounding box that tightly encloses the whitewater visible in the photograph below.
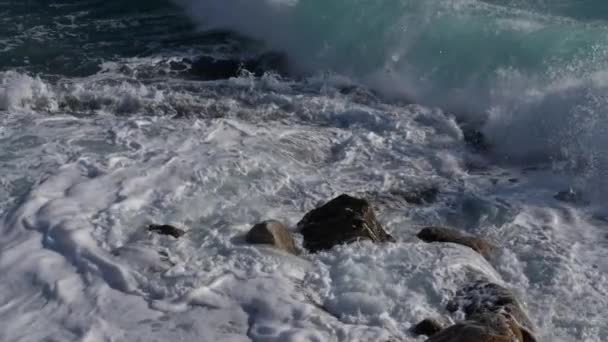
[0,0,607,341]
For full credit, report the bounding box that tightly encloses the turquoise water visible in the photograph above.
[175,0,608,184]
[3,0,608,183]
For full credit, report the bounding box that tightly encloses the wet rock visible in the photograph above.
[412,318,444,337]
[148,224,185,238]
[245,220,298,255]
[447,281,535,335]
[298,194,395,252]
[441,281,537,342]
[189,51,289,80]
[417,226,496,259]
[425,312,535,342]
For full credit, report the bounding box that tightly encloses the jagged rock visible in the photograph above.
[189,51,289,80]
[417,226,496,259]
[245,220,298,255]
[412,318,444,337]
[437,281,537,342]
[298,194,395,252]
[148,224,185,238]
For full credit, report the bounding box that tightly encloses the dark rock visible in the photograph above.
[245,220,298,255]
[417,227,496,260]
[297,194,395,252]
[412,318,443,337]
[148,224,185,238]
[189,51,289,80]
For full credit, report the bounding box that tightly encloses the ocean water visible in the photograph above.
[1,1,607,341]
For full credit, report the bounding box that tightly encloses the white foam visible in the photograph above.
[0,72,607,341]
[170,0,608,200]
[0,71,58,112]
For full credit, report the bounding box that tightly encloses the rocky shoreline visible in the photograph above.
[150,193,537,342]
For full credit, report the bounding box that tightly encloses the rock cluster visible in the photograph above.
[244,194,394,254]
[148,193,537,342]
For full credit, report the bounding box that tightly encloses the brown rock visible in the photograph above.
[446,281,535,339]
[437,281,537,342]
[425,316,512,342]
[425,312,536,342]
[297,194,395,252]
[417,226,496,259]
[412,318,443,337]
[148,224,185,238]
[245,220,298,255]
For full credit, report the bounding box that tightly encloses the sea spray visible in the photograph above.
[175,0,608,196]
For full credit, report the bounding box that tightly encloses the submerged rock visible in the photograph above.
[245,220,298,255]
[417,226,496,260]
[298,194,395,252]
[412,318,444,337]
[148,224,185,238]
[391,187,439,205]
[364,187,439,210]
[189,51,289,80]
